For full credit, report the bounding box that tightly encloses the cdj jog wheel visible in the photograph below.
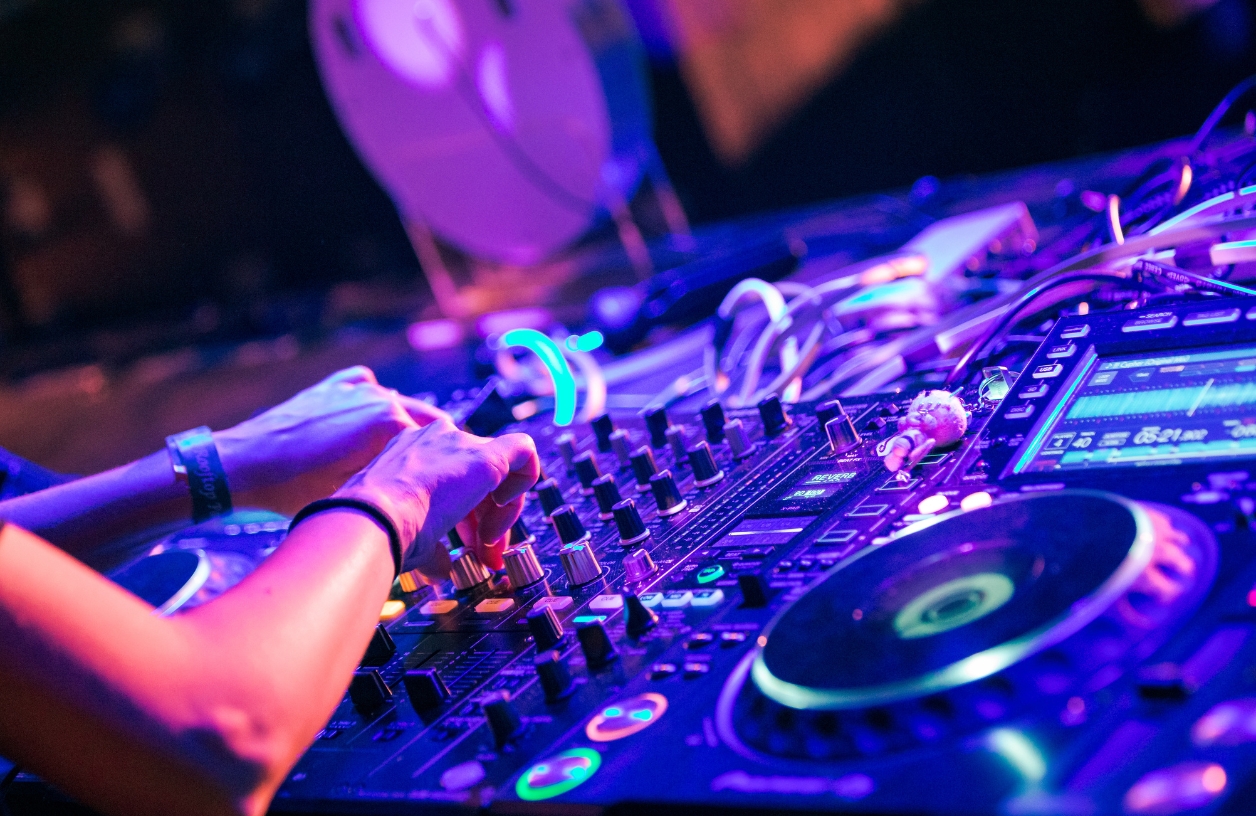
[718,490,1217,762]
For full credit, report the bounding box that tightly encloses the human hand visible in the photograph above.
[333,419,539,580]
[215,366,449,514]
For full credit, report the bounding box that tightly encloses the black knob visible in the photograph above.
[577,620,618,670]
[815,400,844,428]
[527,604,565,651]
[591,413,615,452]
[536,478,565,518]
[509,517,535,546]
[738,573,772,608]
[865,416,887,431]
[447,527,466,549]
[573,451,602,493]
[550,505,589,544]
[403,668,450,712]
[556,433,578,473]
[687,441,724,488]
[758,395,792,438]
[825,414,862,455]
[665,425,689,463]
[630,446,657,492]
[644,407,670,448]
[701,400,726,443]
[481,690,525,747]
[612,498,650,545]
[535,649,575,702]
[530,464,548,492]
[592,474,622,520]
[609,429,633,468]
[649,470,687,517]
[625,593,659,638]
[361,624,397,667]
[349,669,393,714]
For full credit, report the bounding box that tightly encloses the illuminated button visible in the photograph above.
[685,632,715,649]
[1004,404,1035,420]
[916,494,949,515]
[696,564,726,584]
[683,661,711,678]
[847,502,888,518]
[648,662,678,680]
[639,592,664,608]
[720,631,748,646]
[661,590,693,608]
[1122,312,1179,333]
[1019,382,1049,399]
[960,491,994,512]
[585,693,669,742]
[475,598,516,614]
[1060,323,1090,339]
[1248,306,1256,320]
[516,748,602,802]
[691,588,725,607]
[1123,762,1227,815]
[1184,307,1240,326]
[1045,342,1076,358]
[1031,363,1063,379]
[398,569,426,593]
[533,596,574,612]
[419,599,458,615]
[379,600,406,621]
[588,594,624,612]
[1192,699,1256,747]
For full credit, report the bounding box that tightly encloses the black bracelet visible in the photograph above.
[289,498,404,578]
[166,426,233,523]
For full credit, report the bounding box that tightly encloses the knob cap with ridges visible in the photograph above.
[449,547,490,591]
[649,470,687,517]
[758,395,792,437]
[623,547,656,581]
[591,413,615,452]
[550,505,589,544]
[536,478,565,518]
[592,474,622,521]
[644,407,670,448]
[825,414,862,455]
[573,451,602,494]
[724,418,754,460]
[526,604,564,651]
[559,541,602,586]
[815,399,845,428]
[612,498,650,545]
[630,446,657,492]
[687,441,724,488]
[504,543,544,588]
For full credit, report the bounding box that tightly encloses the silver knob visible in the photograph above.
[609,429,633,468]
[559,541,602,586]
[623,548,657,582]
[825,414,862,455]
[449,547,490,590]
[503,543,544,589]
[724,418,754,460]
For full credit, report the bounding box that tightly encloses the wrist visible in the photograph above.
[291,497,404,577]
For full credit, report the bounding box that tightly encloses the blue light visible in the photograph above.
[630,710,653,721]
[501,328,577,426]
[565,331,605,352]
[603,707,622,718]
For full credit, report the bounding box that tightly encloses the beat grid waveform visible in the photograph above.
[1067,381,1256,419]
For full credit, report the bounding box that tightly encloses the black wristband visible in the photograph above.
[290,498,404,578]
[166,426,233,523]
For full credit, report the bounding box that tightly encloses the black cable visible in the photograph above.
[1190,74,1256,155]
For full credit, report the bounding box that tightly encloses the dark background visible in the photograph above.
[1,0,1255,375]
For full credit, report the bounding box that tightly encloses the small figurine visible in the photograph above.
[878,390,970,479]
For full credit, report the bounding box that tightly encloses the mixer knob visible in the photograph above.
[757,395,792,438]
[504,543,544,588]
[592,474,622,521]
[630,446,658,493]
[403,668,450,712]
[556,433,578,473]
[577,620,618,669]
[687,441,725,488]
[815,399,844,428]
[724,418,754,460]
[536,478,565,519]
[534,650,575,702]
[665,425,689,463]
[509,518,535,546]
[573,451,602,494]
[481,690,525,747]
[625,593,659,638]
[700,400,726,443]
[612,498,651,545]
[609,429,633,468]
[623,547,657,581]
[449,547,491,591]
[550,505,590,544]
[526,604,565,651]
[559,541,602,585]
[349,669,393,714]
[361,623,397,666]
[737,573,772,608]
[649,470,688,517]
[591,413,615,452]
[530,464,547,493]
[644,406,671,448]
[825,414,863,455]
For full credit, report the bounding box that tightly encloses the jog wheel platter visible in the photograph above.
[720,491,1217,762]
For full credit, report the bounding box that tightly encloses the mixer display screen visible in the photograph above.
[1012,343,1256,474]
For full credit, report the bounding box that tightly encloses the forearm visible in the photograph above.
[0,512,396,816]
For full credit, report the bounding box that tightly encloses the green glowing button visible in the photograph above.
[696,564,726,584]
[516,748,602,801]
